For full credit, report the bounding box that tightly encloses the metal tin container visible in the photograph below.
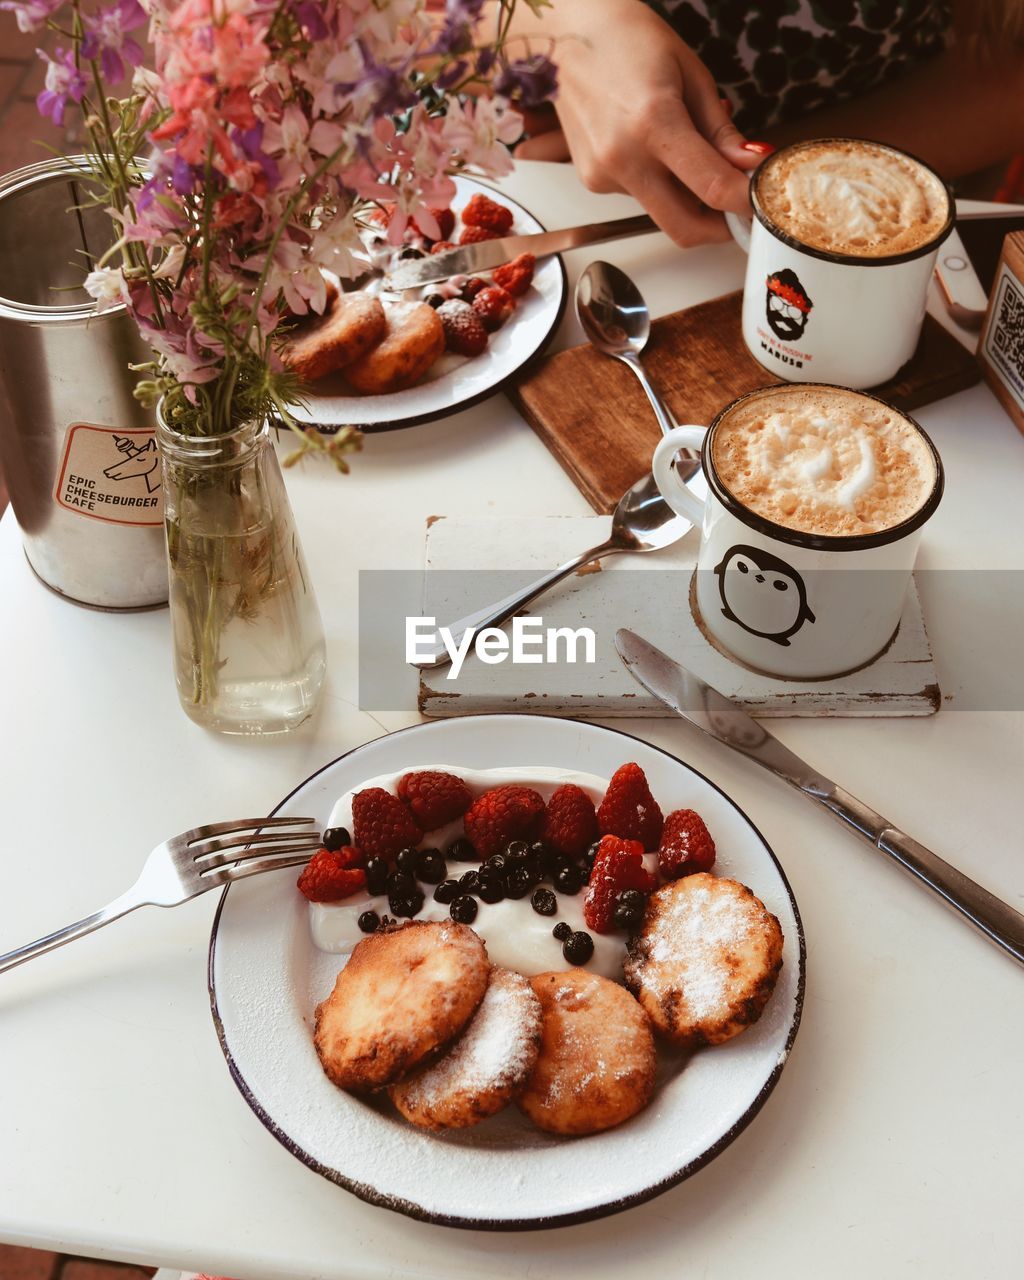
[0,157,167,608]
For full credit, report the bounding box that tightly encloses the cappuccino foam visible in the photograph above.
[756,140,949,258]
[711,387,936,537]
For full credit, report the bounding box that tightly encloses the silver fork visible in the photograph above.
[0,816,321,975]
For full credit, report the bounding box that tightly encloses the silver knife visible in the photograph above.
[383,213,658,290]
[614,628,1024,967]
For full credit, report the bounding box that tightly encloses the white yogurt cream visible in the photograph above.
[308,765,656,980]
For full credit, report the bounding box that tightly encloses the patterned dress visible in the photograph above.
[644,0,952,132]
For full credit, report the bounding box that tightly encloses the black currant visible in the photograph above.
[322,826,350,852]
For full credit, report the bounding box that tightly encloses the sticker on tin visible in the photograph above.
[983,264,1024,414]
[53,423,163,526]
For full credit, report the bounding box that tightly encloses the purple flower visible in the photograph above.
[494,54,558,109]
[35,47,86,126]
[293,0,329,41]
[232,123,281,189]
[80,0,146,85]
[0,0,62,33]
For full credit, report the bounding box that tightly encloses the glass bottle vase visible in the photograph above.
[156,408,326,734]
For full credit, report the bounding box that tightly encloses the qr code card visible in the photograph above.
[982,262,1024,415]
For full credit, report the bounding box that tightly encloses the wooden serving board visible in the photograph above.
[418,516,940,719]
[507,290,980,513]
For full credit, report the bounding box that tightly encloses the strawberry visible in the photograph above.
[460,193,514,235]
[297,849,367,903]
[430,239,456,255]
[658,808,716,879]
[459,224,501,244]
[597,762,664,850]
[437,298,489,357]
[351,787,422,862]
[397,770,472,831]
[539,784,599,858]
[492,252,535,298]
[583,835,657,933]
[472,284,515,332]
[463,784,546,858]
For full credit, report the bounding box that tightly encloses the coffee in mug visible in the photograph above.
[726,138,955,389]
[650,384,943,679]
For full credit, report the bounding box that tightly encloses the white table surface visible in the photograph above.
[1,162,1022,1280]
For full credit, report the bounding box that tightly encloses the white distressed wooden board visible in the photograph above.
[418,516,940,719]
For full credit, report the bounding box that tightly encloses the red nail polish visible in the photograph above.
[742,142,775,155]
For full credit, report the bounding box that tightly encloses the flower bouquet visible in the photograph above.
[4,0,556,732]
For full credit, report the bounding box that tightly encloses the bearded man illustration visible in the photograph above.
[765,269,813,342]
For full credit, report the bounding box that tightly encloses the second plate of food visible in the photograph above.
[287,177,567,432]
[209,714,805,1229]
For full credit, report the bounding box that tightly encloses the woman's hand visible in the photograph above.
[507,0,766,246]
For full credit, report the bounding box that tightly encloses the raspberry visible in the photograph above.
[464,784,546,859]
[297,849,367,903]
[437,298,489,357]
[396,770,472,831]
[430,240,456,254]
[597,762,664,850]
[539,784,599,858]
[658,808,716,878]
[413,205,455,241]
[459,224,501,244]
[583,835,657,933]
[472,284,515,332]
[352,787,422,862]
[492,252,535,298]
[460,193,514,235]
[459,276,487,302]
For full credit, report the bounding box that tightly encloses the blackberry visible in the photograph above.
[563,930,594,966]
[450,894,478,924]
[357,910,380,934]
[613,889,646,932]
[387,870,416,899]
[416,849,446,884]
[322,826,351,852]
[446,836,477,862]
[504,866,533,899]
[477,875,505,904]
[396,847,419,873]
[389,891,424,919]
[552,921,572,942]
[531,887,557,916]
[365,857,389,896]
[458,869,480,893]
[553,863,583,895]
[504,840,529,865]
[433,878,460,904]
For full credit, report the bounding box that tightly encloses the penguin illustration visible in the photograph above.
[713,544,816,647]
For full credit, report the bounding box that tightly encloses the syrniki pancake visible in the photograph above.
[314,920,489,1092]
[280,289,387,381]
[390,966,542,1130]
[624,873,783,1047]
[343,300,445,393]
[518,970,656,1135]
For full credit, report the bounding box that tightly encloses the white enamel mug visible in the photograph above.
[651,385,944,679]
[725,138,955,389]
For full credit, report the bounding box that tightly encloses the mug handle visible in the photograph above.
[725,210,752,253]
[652,426,708,527]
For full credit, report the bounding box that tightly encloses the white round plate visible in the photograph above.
[288,178,567,433]
[209,714,805,1229]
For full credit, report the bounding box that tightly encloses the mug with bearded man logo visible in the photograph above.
[725,138,955,389]
[765,270,813,342]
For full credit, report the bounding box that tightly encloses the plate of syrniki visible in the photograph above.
[209,714,805,1228]
[285,176,567,433]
